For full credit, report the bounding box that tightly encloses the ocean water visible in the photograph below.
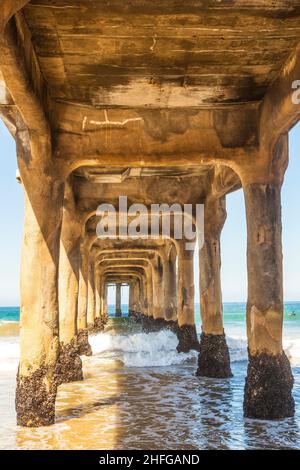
[0,303,300,449]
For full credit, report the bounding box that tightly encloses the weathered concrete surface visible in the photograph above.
[77,240,91,331]
[244,181,285,356]
[162,245,177,321]
[59,179,82,346]
[200,197,227,336]
[87,255,96,327]
[240,137,294,419]
[115,283,122,317]
[198,196,232,377]
[177,242,195,328]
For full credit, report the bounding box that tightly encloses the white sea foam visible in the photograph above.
[284,338,300,365]
[90,329,300,368]
[0,337,19,372]
[1,327,300,374]
[227,336,248,363]
[89,329,198,367]
[227,335,300,365]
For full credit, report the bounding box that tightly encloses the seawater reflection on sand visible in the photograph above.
[1,318,300,450]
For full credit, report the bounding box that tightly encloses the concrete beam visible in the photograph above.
[260,42,300,152]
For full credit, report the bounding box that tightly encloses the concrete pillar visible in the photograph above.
[93,267,103,332]
[129,280,141,315]
[95,267,101,318]
[16,176,64,427]
[243,179,294,419]
[151,255,164,320]
[77,242,89,331]
[87,257,96,328]
[197,197,232,378]
[76,242,92,356]
[99,277,105,320]
[145,266,153,317]
[136,274,146,317]
[128,282,135,315]
[103,283,108,319]
[177,241,199,353]
[141,273,148,315]
[115,283,122,316]
[162,245,177,321]
[57,182,83,383]
[136,279,143,314]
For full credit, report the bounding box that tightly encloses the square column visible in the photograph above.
[176,241,199,353]
[87,256,96,328]
[197,197,232,378]
[241,136,294,419]
[57,180,83,384]
[115,283,122,317]
[162,245,177,322]
[243,181,294,418]
[16,169,64,426]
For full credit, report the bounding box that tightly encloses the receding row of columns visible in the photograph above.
[14,144,294,426]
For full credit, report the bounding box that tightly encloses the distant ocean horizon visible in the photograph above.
[1,301,300,323]
[2,301,300,347]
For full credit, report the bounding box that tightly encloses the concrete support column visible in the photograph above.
[141,275,148,315]
[145,267,153,317]
[152,255,164,320]
[132,281,142,314]
[77,243,89,331]
[87,256,96,328]
[103,283,108,319]
[128,282,135,315]
[76,242,92,356]
[95,268,101,318]
[138,277,145,315]
[115,283,122,317]
[162,246,177,321]
[243,179,294,419]
[99,277,105,320]
[137,279,143,314]
[197,197,232,378]
[16,172,64,427]
[93,267,103,332]
[57,181,83,383]
[177,241,199,353]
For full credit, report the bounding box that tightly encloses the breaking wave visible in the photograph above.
[1,324,300,374]
[89,329,198,367]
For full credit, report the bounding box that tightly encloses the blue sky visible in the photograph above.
[0,119,299,306]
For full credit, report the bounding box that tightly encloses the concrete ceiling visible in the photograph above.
[23,0,300,110]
